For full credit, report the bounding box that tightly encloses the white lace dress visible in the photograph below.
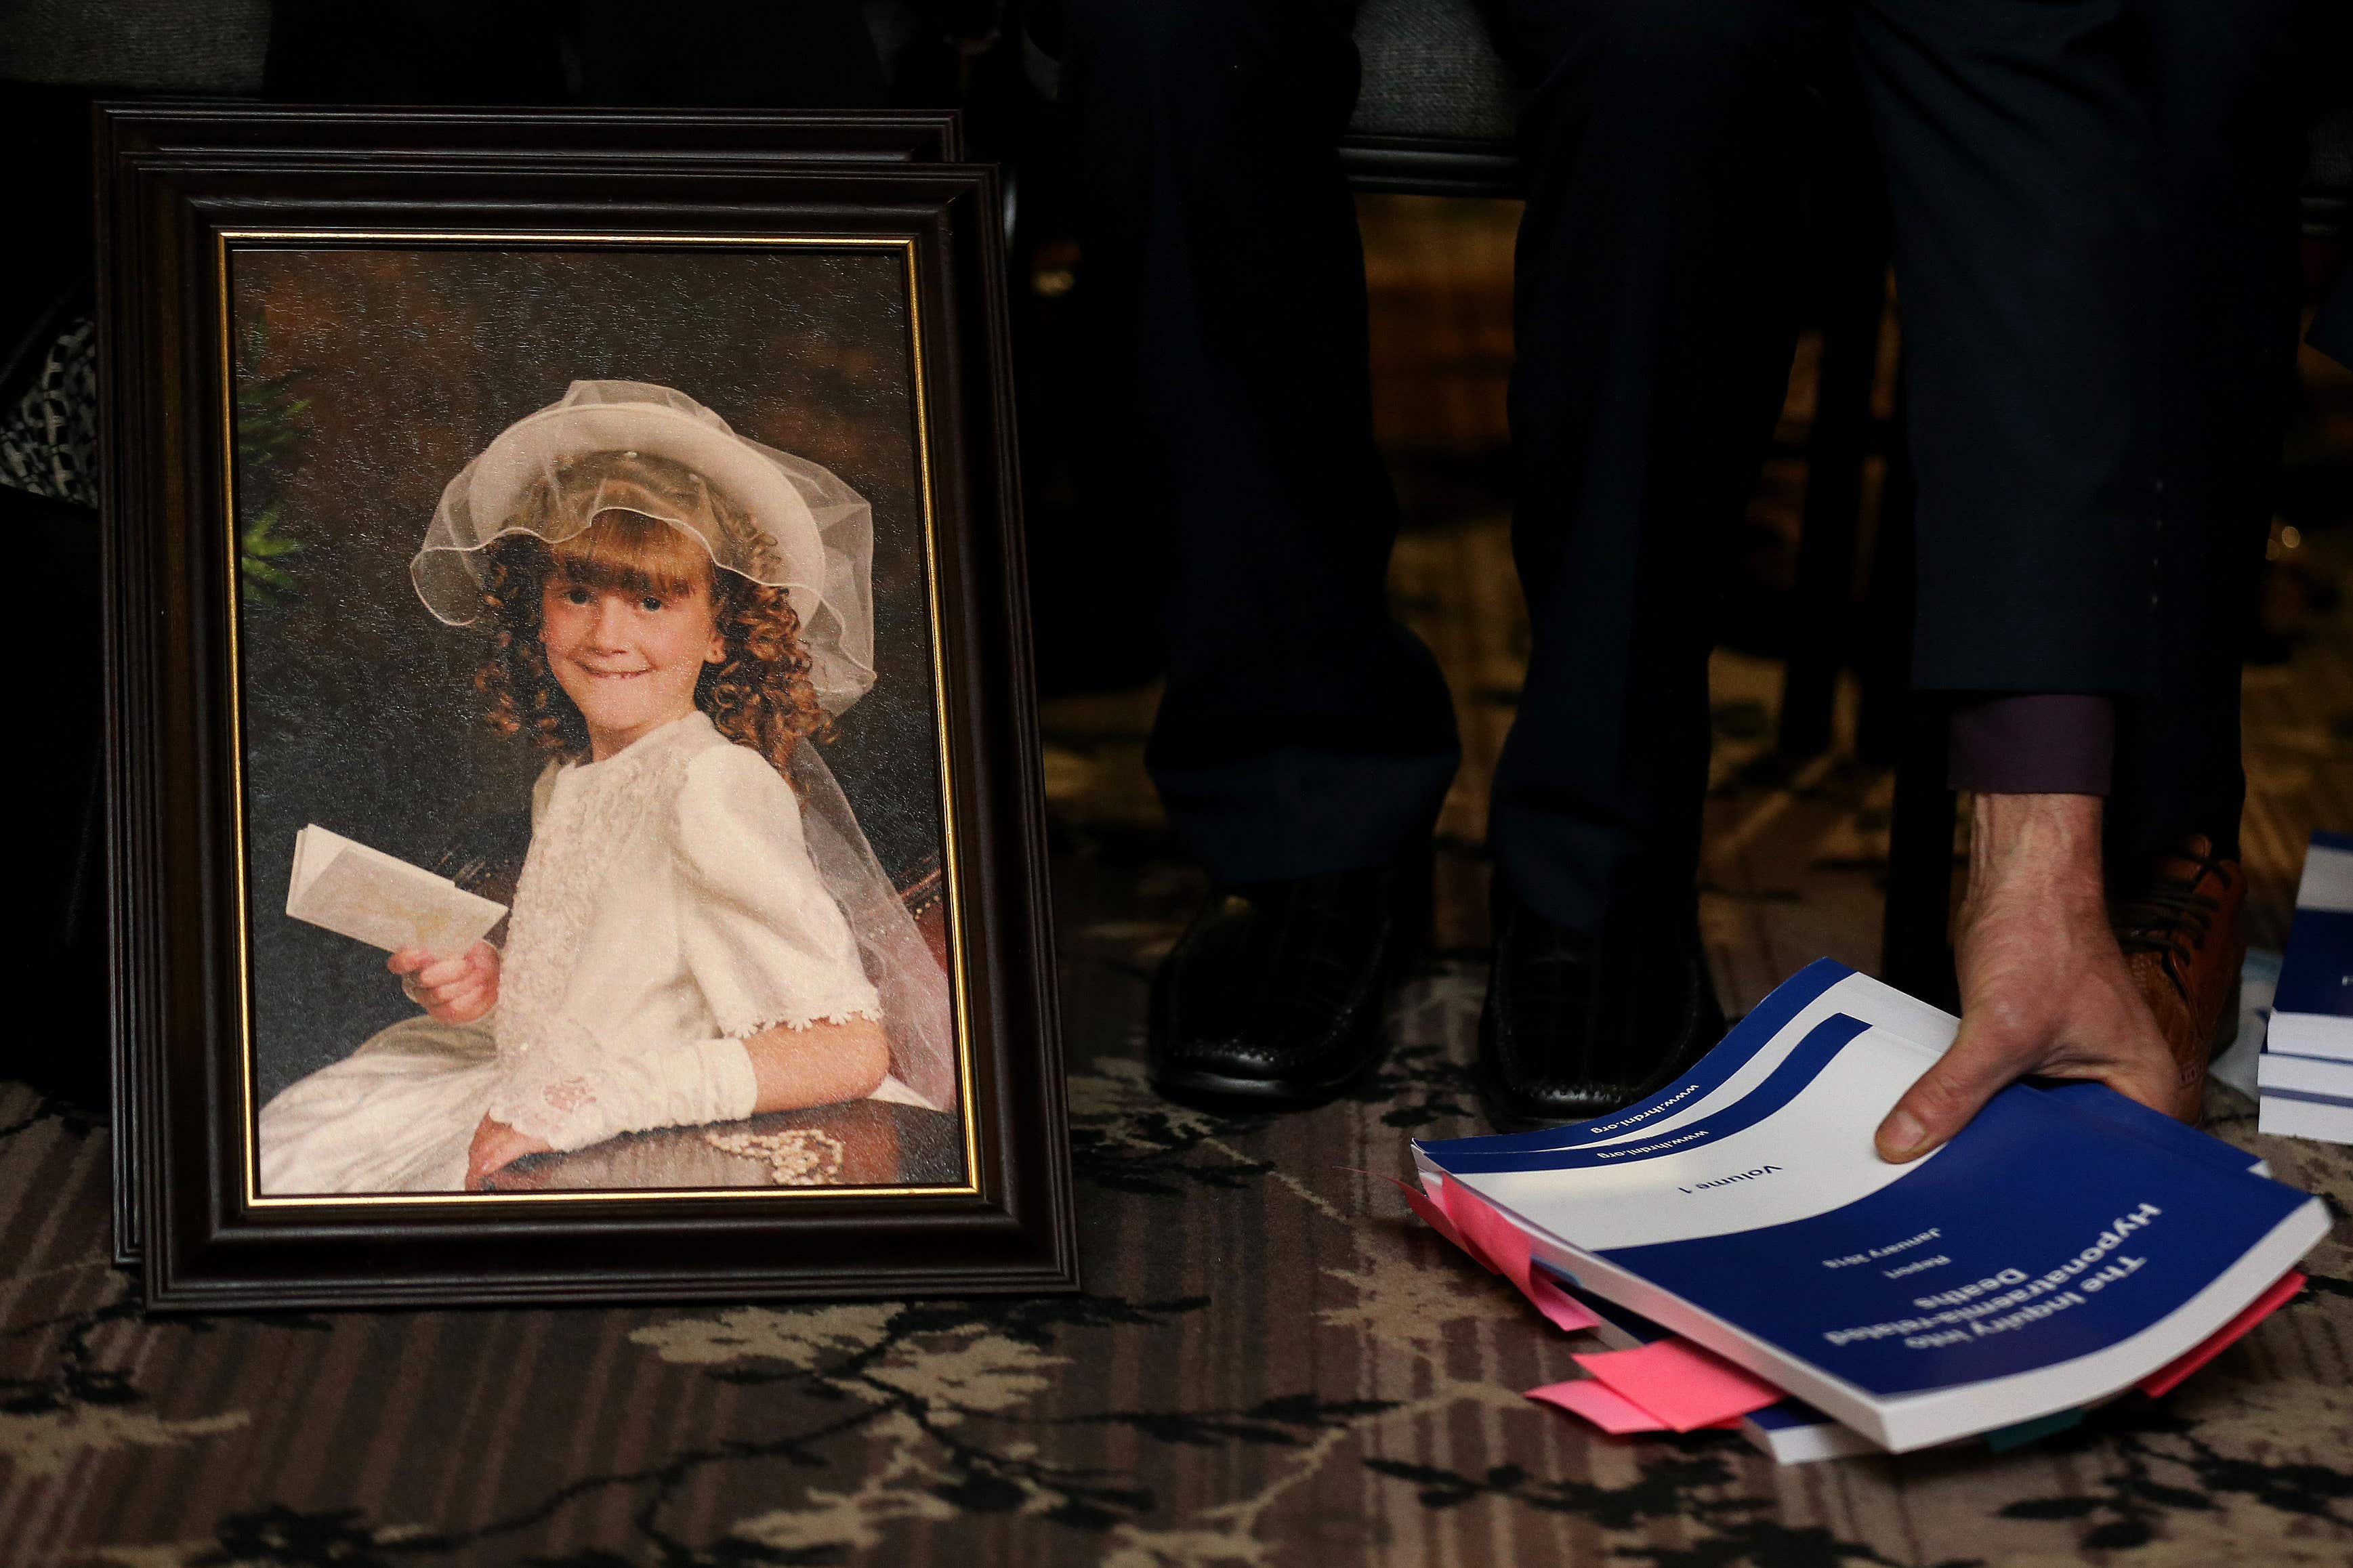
[257,711,890,1194]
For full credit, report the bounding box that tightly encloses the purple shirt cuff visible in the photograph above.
[1947,694,2114,795]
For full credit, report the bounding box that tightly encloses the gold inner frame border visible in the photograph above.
[212,228,984,1210]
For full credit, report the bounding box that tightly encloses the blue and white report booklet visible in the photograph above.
[2260,830,2353,1143]
[2268,830,2353,1063]
[1415,960,2327,1453]
[1541,1075,2271,1464]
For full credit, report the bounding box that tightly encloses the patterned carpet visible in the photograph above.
[9,200,2353,1567]
[9,524,2353,1566]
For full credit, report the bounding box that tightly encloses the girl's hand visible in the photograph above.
[390,941,500,1024]
[465,1114,554,1189]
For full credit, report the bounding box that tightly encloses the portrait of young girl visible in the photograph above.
[257,379,959,1195]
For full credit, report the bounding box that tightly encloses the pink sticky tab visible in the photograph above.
[2138,1270,2306,1399]
[1402,1189,1470,1254]
[1423,1176,1503,1274]
[1526,1378,1668,1435]
[1372,1173,1473,1256]
[1524,1270,1603,1333]
[1573,1340,1785,1433]
[1438,1179,1533,1294]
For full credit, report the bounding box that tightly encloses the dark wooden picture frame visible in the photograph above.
[98,106,1077,1310]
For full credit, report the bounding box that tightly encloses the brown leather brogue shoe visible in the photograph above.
[2110,834,2245,1122]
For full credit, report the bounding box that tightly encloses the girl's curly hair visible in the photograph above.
[474,452,831,777]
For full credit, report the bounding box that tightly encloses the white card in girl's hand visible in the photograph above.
[285,824,507,958]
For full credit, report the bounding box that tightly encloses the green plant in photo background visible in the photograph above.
[239,502,303,599]
[235,329,312,608]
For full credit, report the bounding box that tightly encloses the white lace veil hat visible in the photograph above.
[411,379,877,715]
[415,380,956,1113]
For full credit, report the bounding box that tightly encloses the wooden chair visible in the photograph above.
[1328,0,2353,1004]
[1335,0,1950,995]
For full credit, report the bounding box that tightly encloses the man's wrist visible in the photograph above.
[1969,791,2106,898]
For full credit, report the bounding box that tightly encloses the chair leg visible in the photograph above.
[1881,702,1960,1010]
[1778,236,1889,758]
[1855,373,1912,768]
[1855,377,1959,1007]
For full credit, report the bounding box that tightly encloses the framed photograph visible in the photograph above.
[95,104,969,1265]
[98,107,1077,1309]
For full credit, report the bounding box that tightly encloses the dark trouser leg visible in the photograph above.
[1482,0,1834,934]
[2105,0,2306,872]
[1062,0,1459,885]
[1855,2,2161,698]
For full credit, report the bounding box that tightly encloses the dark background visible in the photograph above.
[231,245,946,1099]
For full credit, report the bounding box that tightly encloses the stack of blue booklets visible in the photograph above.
[1415,960,2327,1455]
[2259,830,2353,1143]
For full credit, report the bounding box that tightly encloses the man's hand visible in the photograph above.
[1874,793,2180,1163]
[390,941,500,1025]
[465,1114,554,1189]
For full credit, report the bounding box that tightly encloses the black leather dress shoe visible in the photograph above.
[1147,855,1430,1111]
[1477,884,1725,1132]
